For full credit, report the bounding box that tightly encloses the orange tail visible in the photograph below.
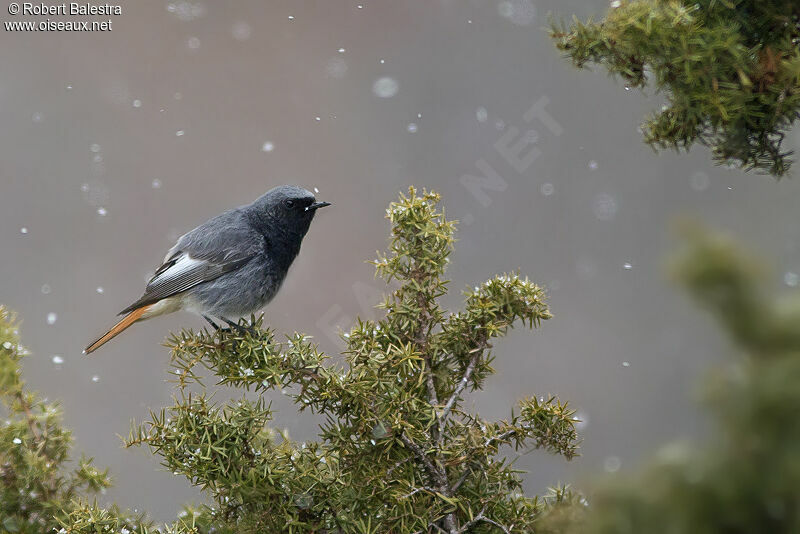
[84,305,152,354]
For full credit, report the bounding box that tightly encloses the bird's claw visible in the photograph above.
[222,317,258,337]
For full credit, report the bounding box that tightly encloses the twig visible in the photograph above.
[451,464,473,493]
[484,429,517,450]
[399,434,446,488]
[455,504,488,533]
[14,391,41,441]
[415,301,440,409]
[437,338,486,447]
[401,486,436,499]
[476,516,511,534]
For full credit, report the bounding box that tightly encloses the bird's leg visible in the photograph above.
[203,315,222,330]
[221,317,257,336]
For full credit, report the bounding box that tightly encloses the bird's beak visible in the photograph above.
[305,201,331,212]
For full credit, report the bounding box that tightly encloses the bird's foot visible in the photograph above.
[203,315,222,331]
[221,317,258,337]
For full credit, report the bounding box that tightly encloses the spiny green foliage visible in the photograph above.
[102,187,579,533]
[0,306,152,533]
[538,226,800,533]
[551,1,800,176]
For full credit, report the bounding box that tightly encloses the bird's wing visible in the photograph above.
[118,249,255,315]
[118,210,262,315]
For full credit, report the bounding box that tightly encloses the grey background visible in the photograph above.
[2,0,799,523]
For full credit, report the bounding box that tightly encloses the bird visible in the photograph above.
[84,185,330,354]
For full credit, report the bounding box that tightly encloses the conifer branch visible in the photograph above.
[551,1,800,176]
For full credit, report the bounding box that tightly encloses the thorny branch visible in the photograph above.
[437,337,487,447]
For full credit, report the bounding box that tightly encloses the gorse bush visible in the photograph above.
[538,225,800,533]
[54,187,581,533]
[551,0,800,176]
[0,306,149,533]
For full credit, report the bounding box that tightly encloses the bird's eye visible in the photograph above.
[284,199,295,209]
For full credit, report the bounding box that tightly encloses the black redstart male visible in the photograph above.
[84,185,330,354]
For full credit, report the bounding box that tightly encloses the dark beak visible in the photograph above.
[305,201,331,212]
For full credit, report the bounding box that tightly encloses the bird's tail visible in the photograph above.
[84,304,152,354]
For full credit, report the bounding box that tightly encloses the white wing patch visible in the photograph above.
[118,249,255,315]
[147,253,205,290]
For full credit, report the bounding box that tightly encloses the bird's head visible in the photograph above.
[252,185,330,240]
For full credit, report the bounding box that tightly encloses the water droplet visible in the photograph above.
[166,1,205,21]
[406,123,418,133]
[540,182,554,196]
[96,286,104,294]
[41,284,51,294]
[91,375,100,383]
[132,99,142,108]
[46,312,57,325]
[592,193,618,221]
[588,160,599,170]
[97,207,108,216]
[325,57,348,78]
[315,116,321,121]
[287,15,295,20]
[151,179,162,189]
[372,77,398,98]
[52,355,64,365]
[622,361,630,367]
[498,0,536,26]
[379,58,385,64]
[476,107,488,122]
[90,143,101,153]
[232,21,252,40]
[261,141,274,153]
[12,438,21,445]
[32,112,44,123]
[338,47,346,53]
[176,130,185,136]
[623,262,632,270]
[80,182,109,207]
[604,456,621,473]
[66,84,73,90]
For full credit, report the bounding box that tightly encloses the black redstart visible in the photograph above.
[84,185,329,354]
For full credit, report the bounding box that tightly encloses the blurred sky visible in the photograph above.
[2,0,800,523]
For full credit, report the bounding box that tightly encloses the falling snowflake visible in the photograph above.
[232,21,252,40]
[372,77,398,98]
[498,0,536,26]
